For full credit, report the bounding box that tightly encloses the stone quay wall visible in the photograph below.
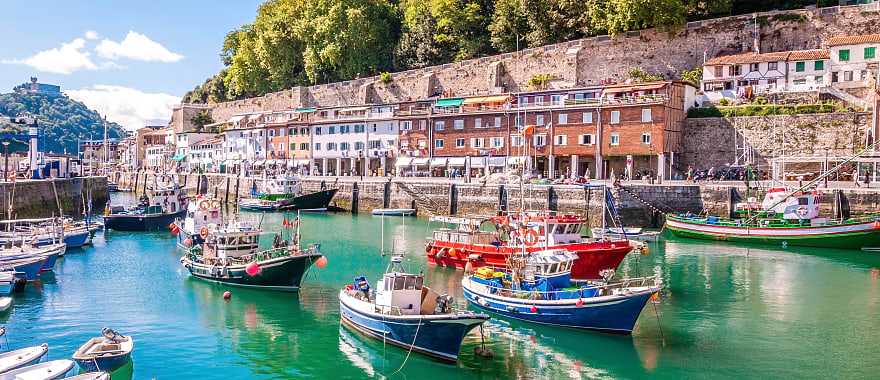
[0,177,109,220]
[111,172,880,227]
[200,5,880,124]
[680,112,871,170]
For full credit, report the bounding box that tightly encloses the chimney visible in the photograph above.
[753,14,760,54]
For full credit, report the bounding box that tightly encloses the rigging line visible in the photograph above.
[387,315,422,377]
[650,297,666,347]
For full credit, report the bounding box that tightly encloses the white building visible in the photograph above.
[189,136,224,172]
[827,33,880,90]
[365,105,398,176]
[786,50,831,91]
[222,112,268,174]
[173,131,217,172]
[311,106,371,176]
[701,51,791,98]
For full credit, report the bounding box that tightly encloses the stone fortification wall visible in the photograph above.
[205,5,880,123]
[680,112,870,170]
[0,177,109,220]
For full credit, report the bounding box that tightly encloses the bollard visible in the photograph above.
[498,185,508,215]
[224,176,230,204]
[234,177,241,203]
[382,180,391,209]
[548,186,558,211]
[351,182,360,214]
[449,184,458,216]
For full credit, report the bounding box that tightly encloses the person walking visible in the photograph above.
[686,165,694,182]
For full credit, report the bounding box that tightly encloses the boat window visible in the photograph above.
[393,276,405,290]
[798,197,809,205]
[567,224,579,234]
[405,276,417,290]
[415,276,423,289]
[549,263,559,273]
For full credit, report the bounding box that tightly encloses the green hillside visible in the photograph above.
[0,91,126,154]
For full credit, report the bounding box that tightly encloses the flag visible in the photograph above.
[282,217,290,228]
[522,125,536,137]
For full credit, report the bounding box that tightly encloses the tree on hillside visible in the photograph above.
[191,111,214,132]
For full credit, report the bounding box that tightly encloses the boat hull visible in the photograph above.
[3,258,46,281]
[104,210,186,231]
[666,216,880,249]
[461,278,656,334]
[338,291,489,362]
[426,240,633,280]
[240,189,338,211]
[74,352,131,373]
[182,253,320,291]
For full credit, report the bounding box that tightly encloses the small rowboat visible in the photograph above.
[0,359,73,380]
[0,344,49,374]
[72,328,133,373]
[64,372,110,380]
[0,297,11,313]
[591,227,661,242]
[371,208,416,216]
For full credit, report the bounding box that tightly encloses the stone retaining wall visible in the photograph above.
[0,177,109,220]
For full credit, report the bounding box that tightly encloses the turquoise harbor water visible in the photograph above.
[3,196,880,379]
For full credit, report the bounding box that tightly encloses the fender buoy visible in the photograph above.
[873,220,880,229]
[168,223,176,231]
[529,305,538,313]
[222,291,232,300]
[522,230,539,247]
[200,227,209,240]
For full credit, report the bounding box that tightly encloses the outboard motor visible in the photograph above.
[435,294,454,314]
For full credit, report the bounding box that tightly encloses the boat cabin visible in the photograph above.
[146,185,186,214]
[264,175,302,195]
[203,228,261,261]
[522,249,578,289]
[375,272,424,315]
[184,197,222,234]
[762,188,820,220]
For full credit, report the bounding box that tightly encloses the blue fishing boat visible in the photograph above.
[0,255,47,281]
[461,249,661,334]
[0,271,14,296]
[339,256,490,363]
[72,328,134,373]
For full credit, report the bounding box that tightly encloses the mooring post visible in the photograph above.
[727,187,736,219]
[133,173,140,194]
[548,186,558,211]
[234,177,241,203]
[224,176,230,204]
[498,185,507,215]
[449,183,458,215]
[382,180,391,209]
[351,182,360,214]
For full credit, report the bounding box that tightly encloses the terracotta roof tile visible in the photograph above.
[787,49,830,61]
[705,51,790,65]
[827,34,880,47]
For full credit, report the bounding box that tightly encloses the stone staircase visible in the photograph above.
[820,86,870,111]
[395,182,445,216]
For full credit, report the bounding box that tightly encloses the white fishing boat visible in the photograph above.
[370,208,416,216]
[0,344,49,374]
[72,328,134,373]
[63,372,110,380]
[591,227,661,241]
[0,359,72,380]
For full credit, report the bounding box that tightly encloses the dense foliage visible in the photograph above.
[0,91,125,154]
[182,0,832,104]
[687,102,849,118]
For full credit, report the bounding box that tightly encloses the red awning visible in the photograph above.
[603,82,667,94]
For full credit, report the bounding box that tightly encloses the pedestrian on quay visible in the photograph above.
[686,165,694,182]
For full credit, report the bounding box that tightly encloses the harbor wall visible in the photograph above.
[680,112,871,170]
[0,177,109,220]
[111,172,880,227]
[198,5,880,123]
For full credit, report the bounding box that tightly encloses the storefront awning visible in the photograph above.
[430,158,448,167]
[462,95,510,105]
[395,157,413,166]
[171,154,186,161]
[294,159,310,166]
[447,157,467,167]
[488,156,506,167]
[253,160,265,166]
[435,98,464,107]
[411,158,430,166]
[470,157,487,168]
[507,156,529,165]
[294,107,316,113]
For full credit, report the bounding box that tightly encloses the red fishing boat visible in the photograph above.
[425,212,636,280]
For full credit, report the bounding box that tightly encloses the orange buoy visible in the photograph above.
[200,227,209,240]
[315,256,328,269]
[529,305,538,313]
[245,262,261,276]
[576,298,584,307]
[222,291,232,300]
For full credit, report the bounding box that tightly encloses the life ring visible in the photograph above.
[200,227,209,240]
[522,229,539,246]
[211,200,221,209]
[199,200,210,210]
[795,206,808,218]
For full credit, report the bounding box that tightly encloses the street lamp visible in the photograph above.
[2,141,10,181]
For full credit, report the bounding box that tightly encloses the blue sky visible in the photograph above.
[1,0,264,129]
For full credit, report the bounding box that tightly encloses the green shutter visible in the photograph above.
[814,60,824,70]
[839,49,850,61]
[866,47,876,59]
[795,62,805,72]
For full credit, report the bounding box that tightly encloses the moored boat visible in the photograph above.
[172,196,223,249]
[339,255,490,362]
[427,212,635,280]
[104,184,188,231]
[0,359,72,380]
[72,328,134,373]
[666,188,880,249]
[371,208,416,216]
[591,227,661,242]
[239,175,337,211]
[64,372,110,380]
[0,297,10,312]
[0,344,49,374]
[180,218,323,291]
[462,249,660,334]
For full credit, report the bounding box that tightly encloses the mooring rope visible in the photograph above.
[386,316,422,377]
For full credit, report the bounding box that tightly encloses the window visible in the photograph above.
[314,127,322,135]
[534,96,544,106]
[610,133,620,146]
[729,65,741,76]
[455,138,465,148]
[511,135,523,147]
[418,139,426,148]
[300,143,308,150]
[814,60,824,71]
[453,119,464,130]
[814,75,823,83]
[494,117,502,128]
[839,49,850,61]
[768,62,778,71]
[583,112,593,123]
[470,138,483,148]
[795,61,805,72]
[558,113,568,124]
[327,142,337,151]
[533,134,546,147]
[434,121,445,131]
[832,72,839,83]
[641,109,652,122]
[866,47,877,59]
[340,125,350,134]
[328,126,336,134]
[340,142,350,151]
[434,139,444,148]
[419,120,426,130]
[514,116,523,127]
[579,134,594,145]
[551,95,563,105]
[554,135,567,146]
[372,124,377,133]
[536,115,545,126]
[289,128,296,135]
[401,121,412,131]
[355,124,365,133]
[749,63,759,72]
[714,66,723,77]
[641,133,651,145]
[610,111,620,124]
[520,96,530,106]
[474,118,482,129]
[491,137,504,148]
[844,71,853,81]
[356,142,366,150]
[793,79,807,85]
[862,70,870,81]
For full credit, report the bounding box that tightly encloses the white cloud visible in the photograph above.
[2,38,97,74]
[84,30,99,40]
[95,31,184,63]
[66,85,180,131]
